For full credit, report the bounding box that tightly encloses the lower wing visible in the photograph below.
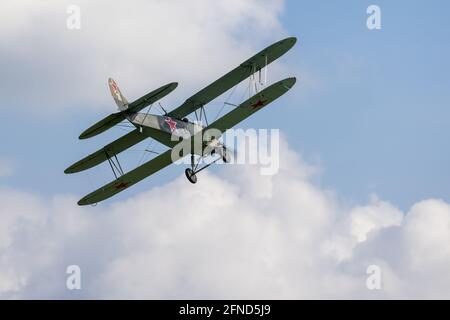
[77,149,177,205]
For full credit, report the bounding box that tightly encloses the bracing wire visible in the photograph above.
[138,139,155,166]
[213,84,239,122]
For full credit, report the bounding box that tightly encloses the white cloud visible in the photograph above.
[1,139,450,299]
[0,0,286,115]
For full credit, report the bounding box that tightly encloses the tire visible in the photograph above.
[185,168,197,184]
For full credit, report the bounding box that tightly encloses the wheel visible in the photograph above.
[185,168,197,184]
[222,148,232,163]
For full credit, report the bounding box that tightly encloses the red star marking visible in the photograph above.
[114,182,129,190]
[110,81,119,94]
[250,99,267,110]
[164,117,178,133]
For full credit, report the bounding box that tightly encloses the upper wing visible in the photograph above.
[77,149,177,206]
[168,37,297,119]
[65,129,147,174]
[205,77,296,133]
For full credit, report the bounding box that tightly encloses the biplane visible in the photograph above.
[65,37,297,205]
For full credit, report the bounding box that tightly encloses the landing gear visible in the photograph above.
[185,168,197,184]
[184,153,222,184]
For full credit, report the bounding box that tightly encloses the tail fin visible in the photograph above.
[108,78,129,111]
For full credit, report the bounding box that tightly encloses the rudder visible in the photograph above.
[108,78,129,111]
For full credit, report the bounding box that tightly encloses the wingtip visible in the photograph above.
[288,36,297,43]
[79,128,94,139]
[77,197,90,206]
[64,164,78,174]
[281,77,297,89]
[282,36,298,47]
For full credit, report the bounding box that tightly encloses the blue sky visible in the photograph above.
[281,0,450,209]
[2,0,450,210]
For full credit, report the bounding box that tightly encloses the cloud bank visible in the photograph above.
[0,0,285,115]
[1,138,450,299]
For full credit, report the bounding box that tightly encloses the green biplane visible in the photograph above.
[65,37,297,205]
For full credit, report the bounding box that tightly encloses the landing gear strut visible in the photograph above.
[186,154,198,184]
[185,153,222,184]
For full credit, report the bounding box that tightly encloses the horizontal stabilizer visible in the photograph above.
[128,82,178,113]
[79,82,178,140]
[65,129,147,174]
